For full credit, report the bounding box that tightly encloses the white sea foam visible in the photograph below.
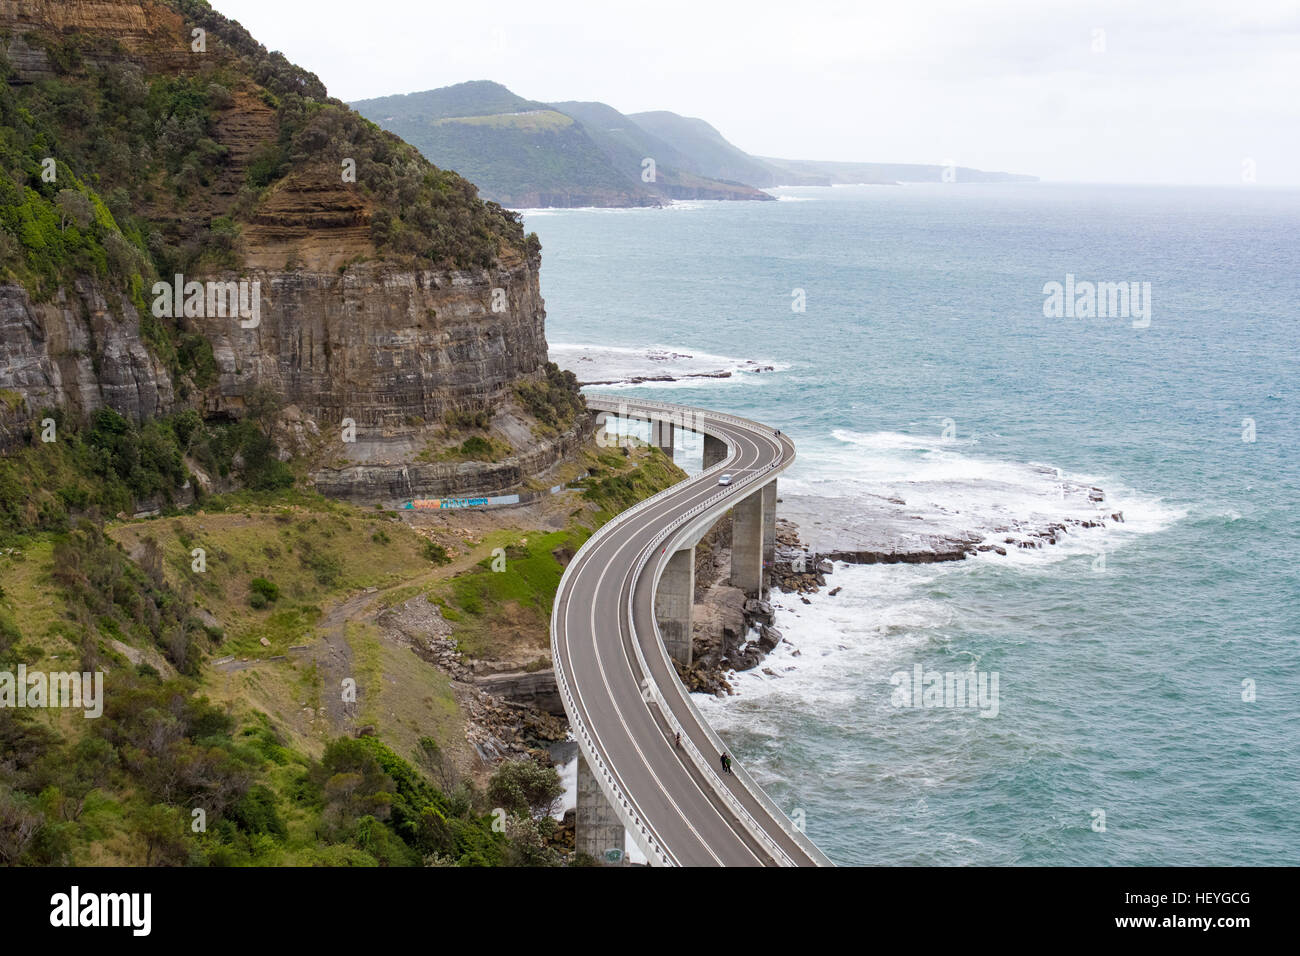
[554,751,577,820]
[695,427,1186,728]
[696,563,948,729]
[551,342,789,387]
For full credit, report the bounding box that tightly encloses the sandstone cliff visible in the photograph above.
[0,0,584,499]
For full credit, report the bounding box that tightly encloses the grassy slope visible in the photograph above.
[550,100,769,198]
[0,439,684,865]
[431,444,683,661]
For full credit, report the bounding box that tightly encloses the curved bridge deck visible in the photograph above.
[551,396,831,866]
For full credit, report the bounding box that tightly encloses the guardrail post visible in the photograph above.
[655,545,695,666]
[576,753,628,865]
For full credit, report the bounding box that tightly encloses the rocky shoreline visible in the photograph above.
[675,519,834,696]
[551,345,777,388]
[395,471,1126,806]
[677,477,1126,695]
[779,478,1124,565]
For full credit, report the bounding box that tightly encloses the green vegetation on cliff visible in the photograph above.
[2,514,514,866]
[0,404,294,544]
[0,489,571,865]
[432,444,685,660]
[514,362,586,435]
[0,687,513,865]
[353,82,650,208]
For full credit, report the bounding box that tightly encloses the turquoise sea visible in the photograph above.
[524,183,1300,865]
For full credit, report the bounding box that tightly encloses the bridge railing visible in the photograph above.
[592,395,829,864]
[548,639,676,866]
[639,474,835,867]
[553,395,826,865]
[550,398,734,864]
[621,532,797,867]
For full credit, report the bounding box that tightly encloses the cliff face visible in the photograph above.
[1,256,548,431]
[0,0,584,496]
[0,0,188,70]
[0,280,175,426]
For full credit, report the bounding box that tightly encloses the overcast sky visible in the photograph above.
[213,0,1300,185]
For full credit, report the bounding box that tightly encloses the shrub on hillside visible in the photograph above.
[487,758,563,821]
[248,577,279,609]
[514,363,586,431]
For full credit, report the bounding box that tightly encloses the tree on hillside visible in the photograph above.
[413,736,458,795]
[244,385,284,441]
[55,190,93,233]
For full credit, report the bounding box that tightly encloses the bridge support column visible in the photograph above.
[576,754,626,865]
[655,546,695,666]
[651,419,674,458]
[731,485,767,598]
[703,433,727,470]
[762,481,777,596]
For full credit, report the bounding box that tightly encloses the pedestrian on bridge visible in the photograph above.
[720,753,732,775]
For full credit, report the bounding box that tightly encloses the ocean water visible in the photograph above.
[523,184,1300,866]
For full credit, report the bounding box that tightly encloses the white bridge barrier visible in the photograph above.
[550,395,832,866]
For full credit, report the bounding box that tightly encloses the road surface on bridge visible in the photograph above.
[552,396,832,867]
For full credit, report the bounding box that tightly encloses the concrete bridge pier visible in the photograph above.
[762,481,777,597]
[576,754,628,865]
[730,482,775,598]
[650,418,674,458]
[654,546,695,666]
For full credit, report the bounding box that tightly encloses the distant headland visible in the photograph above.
[352,80,1038,209]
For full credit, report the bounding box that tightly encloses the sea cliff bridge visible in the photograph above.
[551,396,832,866]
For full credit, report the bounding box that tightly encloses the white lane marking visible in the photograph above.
[584,556,732,866]
[556,576,679,866]
[595,447,778,865]
[627,418,817,863]
[589,421,775,863]
[565,422,767,864]
[626,426,804,862]
[571,435,767,862]
[557,405,799,864]
[560,482,737,864]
